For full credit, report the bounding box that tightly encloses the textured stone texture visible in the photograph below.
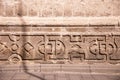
[0,0,120,64]
[0,0,119,17]
[0,16,120,64]
[0,0,120,80]
[0,63,120,80]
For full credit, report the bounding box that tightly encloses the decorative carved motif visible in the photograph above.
[0,34,120,63]
[38,35,65,61]
[8,54,22,63]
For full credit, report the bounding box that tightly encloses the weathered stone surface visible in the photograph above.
[0,63,120,80]
[0,0,120,80]
[0,24,120,63]
[0,0,119,17]
[0,0,119,64]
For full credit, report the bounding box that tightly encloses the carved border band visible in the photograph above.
[0,33,120,63]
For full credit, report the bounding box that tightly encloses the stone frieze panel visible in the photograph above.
[0,33,120,63]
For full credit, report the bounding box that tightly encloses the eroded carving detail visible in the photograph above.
[38,35,65,61]
[88,37,118,60]
[0,34,119,63]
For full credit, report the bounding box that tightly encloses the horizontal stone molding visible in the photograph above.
[0,63,120,73]
[0,16,119,26]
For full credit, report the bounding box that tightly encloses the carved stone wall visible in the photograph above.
[0,0,120,64]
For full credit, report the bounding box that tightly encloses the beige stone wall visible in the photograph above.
[0,0,120,63]
[0,0,119,17]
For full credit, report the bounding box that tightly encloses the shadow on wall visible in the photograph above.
[0,0,46,79]
[17,0,46,80]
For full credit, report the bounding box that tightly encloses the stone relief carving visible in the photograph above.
[0,34,119,63]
